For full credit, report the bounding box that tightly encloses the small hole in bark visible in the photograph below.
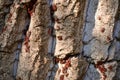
[101,28,105,33]
[66,73,69,77]
[57,36,63,40]
[16,76,22,80]
[98,16,101,20]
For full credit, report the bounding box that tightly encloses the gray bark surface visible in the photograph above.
[84,0,120,80]
[0,0,120,80]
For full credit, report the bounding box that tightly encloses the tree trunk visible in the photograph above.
[0,0,120,80]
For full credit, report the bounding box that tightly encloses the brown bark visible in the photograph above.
[16,0,51,80]
[0,0,120,80]
[0,0,51,80]
[0,0,29,80]
[52,0,89,80]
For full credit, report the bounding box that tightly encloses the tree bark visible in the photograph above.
[0,0,28,80]
[0,0,120,80]
[83,0,119,80]
[0,0,51,80]
[16,0,51,80]
[52,0,88,80]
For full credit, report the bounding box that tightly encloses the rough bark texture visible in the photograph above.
[53,0,85,58]
[91,0,118,62]
[52,0,89,80]
[0,0,51,80]
[16,0,51,80]
[1,0,120,80]
[0,0,28,80]
[83,0,119,80]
